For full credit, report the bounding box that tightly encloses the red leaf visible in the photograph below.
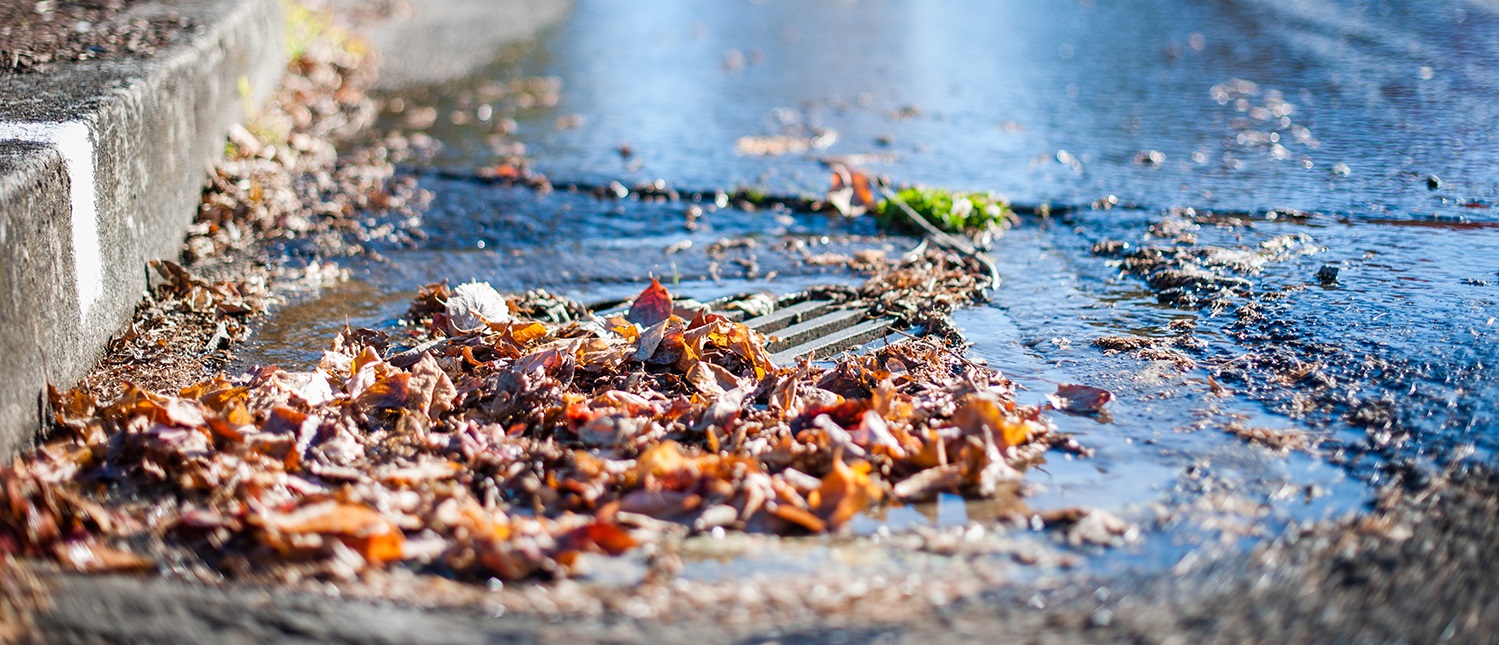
[626,278,673,327]
[1048,383,1113,414]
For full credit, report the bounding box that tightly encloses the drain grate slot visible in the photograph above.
[769,317,895,365]
[591,288,909,367]
[763,308,868,352]
[742,299,835,333]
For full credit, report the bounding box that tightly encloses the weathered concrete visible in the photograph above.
[0,0,285,458]
[329,0,572,90]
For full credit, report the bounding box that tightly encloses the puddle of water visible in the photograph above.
[960,221,1371,520]
[233,279,413,373]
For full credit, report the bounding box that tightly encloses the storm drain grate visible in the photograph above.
[590,290,898,366]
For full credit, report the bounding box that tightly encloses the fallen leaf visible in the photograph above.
[445,281,510,332]
[407,353,457,417]
[562,519,637,556]
[1047,384,1113,414]
[684,360,746,396]
[357,373,412,411]
[953,394,1035,449]
[634,320,669,362]
[627,278,673,327]
[260,501,393,537]
[808,456,883,529]
[258,501,405,565]
[696,386,753,436]
[892,464,964,501]
[769,502,827,533]
[53,540,153,573]
[617,489,702,518]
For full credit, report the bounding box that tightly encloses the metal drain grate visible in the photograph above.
[591,290,897,366]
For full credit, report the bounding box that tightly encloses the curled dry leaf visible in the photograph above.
[1047,383,1114,414]
[53,540,154,574]
[953,394,1037,450]
[445,282,511,332]
[257,501,405,565]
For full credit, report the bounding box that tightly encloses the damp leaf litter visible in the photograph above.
[7,245,1088,584]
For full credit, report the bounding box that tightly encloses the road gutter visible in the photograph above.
[0,0,285,458]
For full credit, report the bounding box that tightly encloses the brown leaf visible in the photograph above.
[261,406,315,437]
[892,464,964,501]
[577,337,632,372]
[695,386,753,436]
[684,360,746,396]
[260,501,391,536]
[827,166,876,217]
[617,489,702,518]
[634,320,669,362]
[357,373,411,411]
[631,441,697,486]
[258,501,405,565]
[513,344,574,376]
[626,278,673,327]
[1047,383,1113,414]
[46,385,96,427]
[407,353,456,417]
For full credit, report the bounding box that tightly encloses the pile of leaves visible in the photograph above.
[76,260,269,401]
[2,251,1065,584]
[185,3,429,266]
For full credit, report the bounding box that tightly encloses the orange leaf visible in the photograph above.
[260,501,396,538]
[357,373,411,411]
[770,503,826,533]
[810,458,883,529]
[565,519,637,555]
[344,531,405,566]
[850,168,875,207]
[953,394,1034,449]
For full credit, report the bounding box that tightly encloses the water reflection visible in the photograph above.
[392,0,1497,219]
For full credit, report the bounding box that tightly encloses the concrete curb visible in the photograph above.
[0,0,285,458]
[328,0,572,91]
